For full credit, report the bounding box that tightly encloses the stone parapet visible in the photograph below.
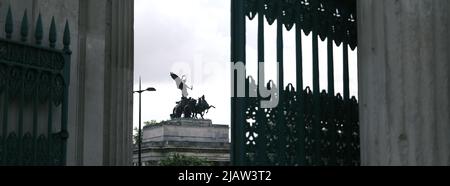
[143,119,230,143]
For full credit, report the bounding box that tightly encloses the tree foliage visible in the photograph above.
[133,127,142,145]
[144,120,159,126]
[159,153,212,166]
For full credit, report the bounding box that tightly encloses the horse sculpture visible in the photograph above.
[171,95,215,119]
[194,95,216,119]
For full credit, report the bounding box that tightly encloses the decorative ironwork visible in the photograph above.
[0,42,65,71]
[231,0,359,166]
[243,79,359,166]
[244,0,357,50]
[0,6,71,166]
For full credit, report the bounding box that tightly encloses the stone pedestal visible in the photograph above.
[358,0,450,165]
[143,119,229,143]
[135,119,230,166]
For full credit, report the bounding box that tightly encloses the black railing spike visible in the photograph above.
[49,16,57,48]
[63,20,71,52]
[35,14,43,45]
[5,5,13,39]
[21,9,29,42]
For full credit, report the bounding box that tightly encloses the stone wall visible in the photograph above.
[358,0,450,165]
[136,141,231,166]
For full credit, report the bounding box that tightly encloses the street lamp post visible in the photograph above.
[133,77,156,166]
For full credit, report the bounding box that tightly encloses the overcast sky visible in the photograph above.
[133,0,358,129]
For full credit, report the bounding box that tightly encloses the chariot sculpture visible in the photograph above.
[170,73,215,119]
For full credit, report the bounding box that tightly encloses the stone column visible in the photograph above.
[77,0,134,166]
[358,0,450,165]
[102,0,134,166]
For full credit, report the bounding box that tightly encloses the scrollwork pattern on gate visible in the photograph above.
[0,6,71,166]
[244,0,357,50]
[244,78,360,166]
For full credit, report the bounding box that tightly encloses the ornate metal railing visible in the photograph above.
[231,0,359,166]
[0,6,71,165]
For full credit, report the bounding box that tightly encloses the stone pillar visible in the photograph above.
[358,0,450,165]
[102,0,135,166]
[77,0,134,166]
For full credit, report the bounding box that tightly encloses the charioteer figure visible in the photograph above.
[170,72,193,98]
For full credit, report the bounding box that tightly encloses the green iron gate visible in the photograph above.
[0,7,71,165]
[231,0,359,166]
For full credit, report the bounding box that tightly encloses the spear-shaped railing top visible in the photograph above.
[3,5,71,52]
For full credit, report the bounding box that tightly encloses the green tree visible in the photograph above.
[144,120,159,127]
[133,127,142,145]
[159,153,212,166]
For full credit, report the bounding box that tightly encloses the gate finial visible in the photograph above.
[63,20,71,53]
[5,5,13,39]
[35,14,43,45]
[49,16,57,48]
[21,9,29,42]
